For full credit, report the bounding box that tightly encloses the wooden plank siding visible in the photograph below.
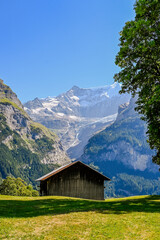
[38,161,110,200]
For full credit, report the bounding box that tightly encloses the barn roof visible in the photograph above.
[36,161,110,181]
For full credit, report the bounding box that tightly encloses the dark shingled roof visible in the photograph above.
[36,161,110,181]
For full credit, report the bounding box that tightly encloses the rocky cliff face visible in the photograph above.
[24,83,130,159]
[0,79,70,184]
[80,97,158,174]
[80,97,160,197]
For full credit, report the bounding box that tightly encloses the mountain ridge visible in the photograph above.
[24,83,130,159]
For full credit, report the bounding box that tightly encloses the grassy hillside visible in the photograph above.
[0,195,160,239]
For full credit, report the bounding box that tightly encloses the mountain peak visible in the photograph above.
[0,79,23,109]
[70,85,80,91]
[0,79,4,84]
[24,82,130,159]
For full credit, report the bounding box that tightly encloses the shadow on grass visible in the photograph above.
[0,195,160,218]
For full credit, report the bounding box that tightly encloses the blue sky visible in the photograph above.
[0,0,135,102]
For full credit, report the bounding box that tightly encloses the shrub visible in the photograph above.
[0,176,39,196]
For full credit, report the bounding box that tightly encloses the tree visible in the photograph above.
[0,176,39,196]
[114,0,160,164]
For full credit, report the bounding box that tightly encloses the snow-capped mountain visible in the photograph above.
[24,83,130,159]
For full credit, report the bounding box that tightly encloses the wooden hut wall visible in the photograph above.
[45,164,104,200]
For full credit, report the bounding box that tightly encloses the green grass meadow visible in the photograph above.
[0,195,160,240]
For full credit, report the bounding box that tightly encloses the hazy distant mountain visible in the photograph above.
[24,83,130,159]
[0,79,70,185]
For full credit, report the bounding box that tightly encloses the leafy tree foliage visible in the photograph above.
[0,176,39,196]
[114,0,160,164]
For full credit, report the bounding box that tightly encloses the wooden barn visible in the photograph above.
[36,161,110,200]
